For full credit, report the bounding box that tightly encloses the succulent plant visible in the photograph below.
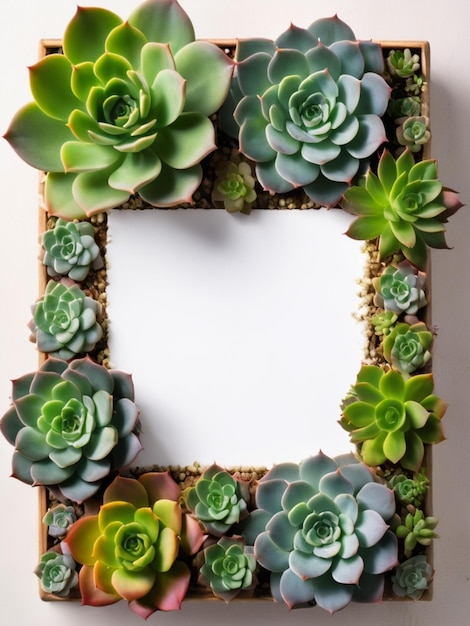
[198,536,257,603]
[387,96,421,120]
[64,472,205,617]
[343,149,463,269]
[389,470,429,508]
[396,116,430,153]
[391,555,433,599]
[340,365,446,471]
[212,157,257,213]
[43,504,77,538]
[405,74,424,96]
[373,261,427,318]
[4,0,233,218]
[42,218,101,281]
[182,464,249,537]
[0,356,141,503]
[395,508,439,557]
[383,322,433,375]
[34,551,78,597]
[241,452,398,613]
[29,280,103,360]
[219,16,390,207]
[386,49,420,78]
[371,311,398,336]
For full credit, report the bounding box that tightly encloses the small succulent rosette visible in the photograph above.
[35,549,78,598]
[197,536,258,603]
[41,218,102,281]
[182,464,250,537]
[5,0,233,218]
[241,452,398,613]
[383,322,433,375]
[391,555,433,600]
[64,472,205,618]
[373,261,427,322]
[43,504,77,539]
[0,356,141,502]
[395,508,439,557]
[29,279,103,360]
[219,16,390,207]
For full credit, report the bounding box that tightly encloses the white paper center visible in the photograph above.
[107,209,366,468]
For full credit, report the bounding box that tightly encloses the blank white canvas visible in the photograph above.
[107,208,366,467]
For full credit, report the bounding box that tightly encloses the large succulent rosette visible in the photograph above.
[0,357,141,502]
[241,452,398,613]
[219,16,390,206]
[5,0,233,218]
[65,472,205,618]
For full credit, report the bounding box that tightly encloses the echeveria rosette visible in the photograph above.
[388,470,429,507]
[396,116,430,153]
[212,158,257,214]
[383,322,433,375]
[183,464,249,537]
[387,49,420,79]
[343,149,464,269]
[0,356,141,503]
[43,504,77,538]
[64,472,205,618]
[29,280,103,360]
[391,555,433,600]
[42,218,101,281]
[340,365,446,471]
[34,551,78,597]
[198,537,257,603]
[220,16,389,207]
[241,452,398,613]
[373,261,427,319]
[4,0,233,218]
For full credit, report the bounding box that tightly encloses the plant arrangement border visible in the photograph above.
[34,38,436,604]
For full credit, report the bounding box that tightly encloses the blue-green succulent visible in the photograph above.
[391,555,433,599]
[373,261,427,318]
[43,503,77,538]
[383,322,433,375]
[183,464,249,537]
[219,16,390,207]
[29,280,103,360]
[0,356,141,503]
[42,218,101,281]
[241,452,398,613]
[198,536,257,603]
[396,116,430,153]
[34,551,78,597]
[5,0,233,218]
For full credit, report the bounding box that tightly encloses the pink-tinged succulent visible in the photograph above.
[340,365,446,471]
[64,472,205,617]
[0,357,141,503]
[4,0,233,218]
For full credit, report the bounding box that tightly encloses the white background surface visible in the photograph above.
[0,1,469,624]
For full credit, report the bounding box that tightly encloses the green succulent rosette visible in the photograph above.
[395,509,439,557]
[29,280,103,360]
[42,218,101,281]
[34,551,78,597]
[183,464,249,537]
[0,356,142,503]
[343,149,463,269]
[5,0,233,218]
[241,452,398,614]
[383,322,433,375]
[64,472,205,618]
[43,503,77,538]
[198,537,257,603]
[219,16,390,207]
[340,365,446,471]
